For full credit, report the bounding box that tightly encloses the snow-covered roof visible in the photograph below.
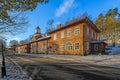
[30,35,51,43]
[91,40,105,43]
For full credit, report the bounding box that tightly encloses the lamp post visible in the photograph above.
[1,39,7,78]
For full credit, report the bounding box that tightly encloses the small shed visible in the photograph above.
[90,40,108,53]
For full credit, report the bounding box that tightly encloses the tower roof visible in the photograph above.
[35,26,40,34]
[36,26,40,29]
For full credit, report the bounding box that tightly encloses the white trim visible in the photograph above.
[67,29,71,37]
[60,44,65,51]
[61,31,64,38]
[66,41,73,50]
[74,27,80,36]
[53,34,56,40]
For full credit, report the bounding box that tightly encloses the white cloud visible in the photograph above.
[55,0,74,17]
[7,37,21,43]
[11,37,21,41]
[0,33,7,38]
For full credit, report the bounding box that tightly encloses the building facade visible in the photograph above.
[16,17,105,55]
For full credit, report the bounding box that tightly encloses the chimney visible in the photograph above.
[57,24,62,29]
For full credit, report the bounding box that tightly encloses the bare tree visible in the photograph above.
[9,40,19,47]
[46,19,54,33]
[0,0,48,36]
[19,39,28,44]
[9,40,19,53]
[0,11,28,35]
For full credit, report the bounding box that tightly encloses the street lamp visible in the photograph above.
[1,39,7,78]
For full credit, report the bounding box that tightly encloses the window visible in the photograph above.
[91,30,94,38]
[74,27,80,35]
[66,42,72,50]
[60,44,64,50]
[67,29,71,37]
[53,45,57,51]
[53,34,56,40]
[44,46,47,51]
[86,42,89,50]
[61,31,64,38]
[87,27,89,35]
[94,33,95,39]
[95,33,97,39]
[75,42,80,50]
[94,44,98,51]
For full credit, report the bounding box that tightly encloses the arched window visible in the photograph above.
[66,42,72,50]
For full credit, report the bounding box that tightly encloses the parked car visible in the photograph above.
[105,47,112,53]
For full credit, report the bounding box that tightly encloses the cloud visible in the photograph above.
[8,37,21,42]
[11,37,21,41]
[0,34,7,38]
[55,0,74,17]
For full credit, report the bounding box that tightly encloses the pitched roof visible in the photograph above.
[48,17,100,34]
[91,40,105,43]
[16,35,51,47]
[30,35,51,43]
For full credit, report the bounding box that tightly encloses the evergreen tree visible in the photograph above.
[95,8,120,41]
[95,13,105,30]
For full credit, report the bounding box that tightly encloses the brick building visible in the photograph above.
[16,17,105,55]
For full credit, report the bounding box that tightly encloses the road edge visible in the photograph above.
[6,57,33,80]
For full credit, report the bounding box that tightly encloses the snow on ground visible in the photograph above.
[25,54,120,68]
[0,53,120,79]
[0,55,30,80]
[51,55,120,68]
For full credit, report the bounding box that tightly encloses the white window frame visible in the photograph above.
[66,42,72,50]
[75,42,80,50]
[74,27,80,35]
[53,34,56,40]
[60,44,65,50]
[61,31,64,38]
[67,29,71,37]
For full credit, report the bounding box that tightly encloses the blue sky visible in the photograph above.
[8,0,120,43]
